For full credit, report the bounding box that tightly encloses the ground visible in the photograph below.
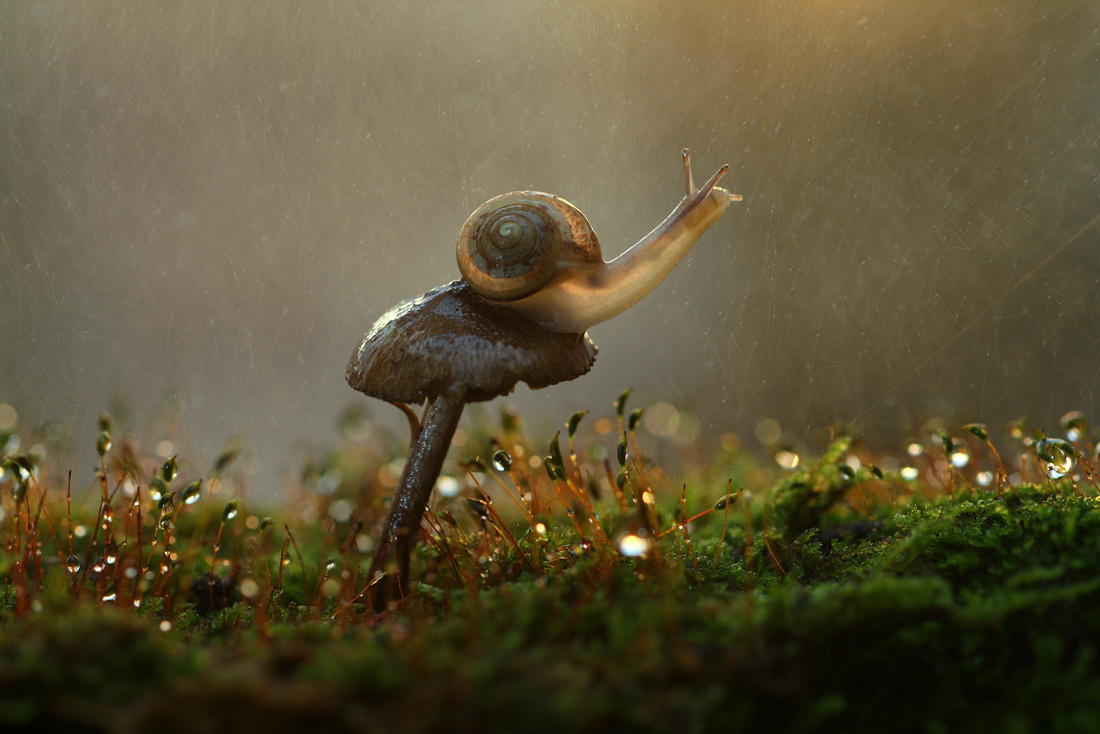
[1,406,1098,733]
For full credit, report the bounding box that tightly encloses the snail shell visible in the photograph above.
[457,191,603,302]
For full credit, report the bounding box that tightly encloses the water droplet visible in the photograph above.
[976,471,993,487]
[1036,438,1075,479]
[160,455,178,483]
[96,431,112,457]
[132,598,141,609]
[240,578,260,598]
[534,522,547,536]
[325,559,337,573]
[1061,411,1086,437]
[775,449,799,469]
[491,450,513,472]
[65,554,81,574]
[328,499,353,522]
[617,533,650,557]
[92,560,106,573]
[950,450,970,468]
[181,480,202,505]
[101,592,117,602]
[713,492,739,510]
[158,620,172,632]
[901,466,919,481]
[124,566,138,579]
[964,423,989,441]
[222,500,239,521]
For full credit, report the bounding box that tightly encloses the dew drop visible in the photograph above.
[1037,438,1075,479]
[240,578,259,598]
[160,455,178,482]
[491,450,513,472]
[65,554,81,574]
[900,466,919,481]
[617,533,650,557]
[976,471,993,487]
[950,450,970,468]
[101,592,117,602]
[181,480,202,505]
[437,475,461,498]
[774,449,799,469]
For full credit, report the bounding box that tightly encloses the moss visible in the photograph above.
[4,412,1100,732]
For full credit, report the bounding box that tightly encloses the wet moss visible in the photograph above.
[3,416,1100,732]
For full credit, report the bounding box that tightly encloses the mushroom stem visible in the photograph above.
[499,161,740,334]
[368,388,466,608]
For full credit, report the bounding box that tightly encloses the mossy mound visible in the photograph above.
[4,485,1100,733]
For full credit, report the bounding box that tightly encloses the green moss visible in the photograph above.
[3,411,1100,732]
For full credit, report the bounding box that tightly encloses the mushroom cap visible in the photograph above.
[346,280,598,404]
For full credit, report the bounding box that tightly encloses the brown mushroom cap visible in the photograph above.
[346,280,597,404]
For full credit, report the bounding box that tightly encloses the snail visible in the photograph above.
[347,150,739,607]
[456,152,739,333]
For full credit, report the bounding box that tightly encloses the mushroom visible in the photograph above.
[347,150,738,605]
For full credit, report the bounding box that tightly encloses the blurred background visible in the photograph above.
[2,0,1097,494]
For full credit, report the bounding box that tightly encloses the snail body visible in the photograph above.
[456,152,739,334]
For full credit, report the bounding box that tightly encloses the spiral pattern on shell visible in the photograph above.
[475,204,558,275]
[457,191,601,302]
